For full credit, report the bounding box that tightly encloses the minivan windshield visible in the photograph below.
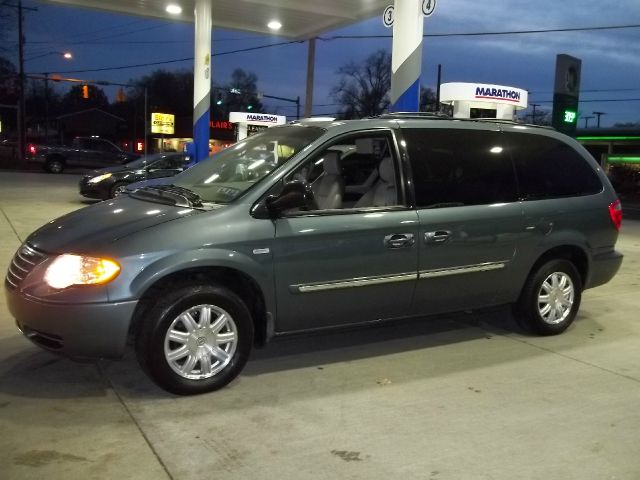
[173,125,325,203]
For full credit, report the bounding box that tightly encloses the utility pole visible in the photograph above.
[435,64,442,112]
[592,111,607,128]
[304,37,316,118]
[43,73,49,142]
[17,0,26,164]
[582,116,594,128]
[530,103,540,124]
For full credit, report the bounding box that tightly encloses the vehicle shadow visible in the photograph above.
[0,307,604,403]
[103,307,533,400]
[0,338,107,399]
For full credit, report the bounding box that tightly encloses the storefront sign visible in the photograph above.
[229,111,286,126]
[209,120,234,130]
[151,112,175,135]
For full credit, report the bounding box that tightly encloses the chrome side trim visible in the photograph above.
[295,272,417,293]
[419,261,507,279]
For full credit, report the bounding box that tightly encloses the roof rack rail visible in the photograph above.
[379,112,451,119]
[471,118,555,130]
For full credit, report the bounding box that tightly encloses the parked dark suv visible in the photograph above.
[5,115,623,395]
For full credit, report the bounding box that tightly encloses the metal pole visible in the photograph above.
[435,63,441,111]
[296,96,300,120]
[530,103,540,124]
[17,0,26,163]
[304,37,316,118]
[593,111,606,128]
[44,73,49,142]
[390,0,423,112]
[144,86,148,157]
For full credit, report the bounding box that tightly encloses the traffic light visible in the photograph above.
[247,105,253,110]
[81,84,89,99]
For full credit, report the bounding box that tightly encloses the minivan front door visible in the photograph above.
[271,130,419,333]
[273,209,419,332]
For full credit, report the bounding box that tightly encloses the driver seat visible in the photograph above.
[312,151,344,209]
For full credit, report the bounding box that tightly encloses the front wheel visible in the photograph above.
[135,283,254,395]
[110,182,128,198]
[514,259,582,336]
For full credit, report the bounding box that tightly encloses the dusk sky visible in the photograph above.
[14,0,640,126]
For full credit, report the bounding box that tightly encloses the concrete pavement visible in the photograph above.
[1,171,639,480]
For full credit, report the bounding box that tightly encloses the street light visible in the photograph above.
[25,50,73,62]
[38,52,73,143]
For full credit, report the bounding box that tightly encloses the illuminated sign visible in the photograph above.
[475,86,521,102]
[563,109,577,124]
[229,111,286,126]
[209,120,234,130]
[151,112,175,135]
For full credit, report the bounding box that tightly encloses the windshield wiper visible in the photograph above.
[131,185,203,208]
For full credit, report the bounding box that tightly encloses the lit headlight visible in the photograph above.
[44,254,120,289]
[88,173,112,184]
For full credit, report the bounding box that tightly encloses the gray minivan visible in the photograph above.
[5,115,623,395]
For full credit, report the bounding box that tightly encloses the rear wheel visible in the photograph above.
[514,259,582,335]
[45,157,65,173]
[135,283,254,395]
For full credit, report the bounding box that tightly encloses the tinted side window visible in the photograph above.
[403,128,517,208]
[506,132,602,199]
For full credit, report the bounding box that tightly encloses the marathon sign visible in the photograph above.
[440,82,528,110]
[475,86,522,103]
[229,111,287,127]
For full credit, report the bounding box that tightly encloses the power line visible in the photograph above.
[26,36,273,46]
[34,40,305,74]
[319,23,640,40]
[26,23,168,56]
[530,87,640,94]
[530,98,640,104]
[38,18,145,44]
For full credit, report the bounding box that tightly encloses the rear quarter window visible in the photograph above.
[505,132,603,200]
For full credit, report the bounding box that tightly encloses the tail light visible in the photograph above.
[608,199,622,231]
[28,144,37,155]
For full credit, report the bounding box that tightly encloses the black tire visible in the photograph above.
[514,259,582,336]
[109,182,128,198]
[135,283,254,395]
[45,156,65,173]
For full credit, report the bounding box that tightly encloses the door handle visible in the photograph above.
[424,230,451,244]
[384,233,415,249]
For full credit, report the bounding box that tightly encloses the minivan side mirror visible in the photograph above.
[263,181,315,218]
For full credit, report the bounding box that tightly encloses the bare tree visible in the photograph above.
[0,5,15,57]
[420,86,437,112]
[331,49,391,119]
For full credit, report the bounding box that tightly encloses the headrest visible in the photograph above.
[378,157,395,183]
[322,151,341,175]
[355,138,374,154]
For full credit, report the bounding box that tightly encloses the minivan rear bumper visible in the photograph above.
[586,249,623,289]
[5,283,136,359]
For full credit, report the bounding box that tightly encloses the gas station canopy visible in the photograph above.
[45,0,389,39]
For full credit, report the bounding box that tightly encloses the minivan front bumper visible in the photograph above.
[5,283,137,359]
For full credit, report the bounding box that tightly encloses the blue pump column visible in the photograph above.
[193,0,212,163]
[390,0,423,112]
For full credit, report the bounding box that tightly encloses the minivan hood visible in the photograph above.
[26,196,203,253]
